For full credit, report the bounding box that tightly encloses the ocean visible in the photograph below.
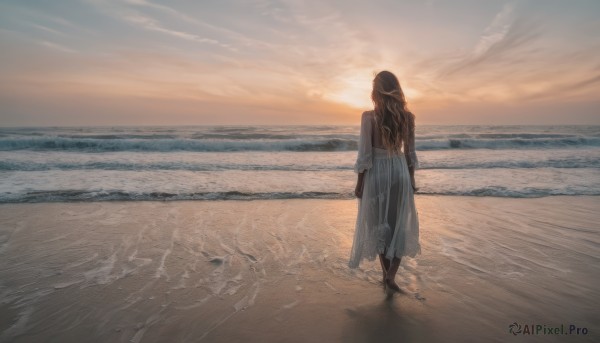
[0,125,599,202]
[1,126,599,342]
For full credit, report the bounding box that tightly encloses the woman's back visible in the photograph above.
[355,110,419,172]
[367,111,387,150]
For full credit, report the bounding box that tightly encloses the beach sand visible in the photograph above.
[0,196,598,342]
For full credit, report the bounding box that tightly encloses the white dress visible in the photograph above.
[348,111,421,268]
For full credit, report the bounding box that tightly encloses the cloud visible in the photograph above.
[116,0,289,53]
[119,13,236,51]
[520,73,600,101]
[84,0,237,52]
[473,3,514,56]
[39,40,77,53]
[441,10,539,77]
[28,23,67,36]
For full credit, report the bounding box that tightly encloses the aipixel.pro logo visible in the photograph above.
[509,322,588,336]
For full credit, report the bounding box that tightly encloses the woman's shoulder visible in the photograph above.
[362,110,375,117]
[361,110,376,121]
[360,110,376,127]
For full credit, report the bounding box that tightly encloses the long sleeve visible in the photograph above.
[404,114,419,169]
[354,111,373,173]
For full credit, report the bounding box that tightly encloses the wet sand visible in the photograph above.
[0,196,598,342]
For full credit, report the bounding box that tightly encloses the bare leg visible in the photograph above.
[385,257,402,292]
[378,254,390,282]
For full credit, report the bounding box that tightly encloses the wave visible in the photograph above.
[417,137,600,150]
[417,188,600,198]
[0,137,358,152]
[418,133,584,140]
[1,157,598,172]
[1,190,350,203]
[0,135,599,152]
[2,188,598,203]
[0,161,350,171]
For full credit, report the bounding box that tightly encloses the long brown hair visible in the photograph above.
[371,70,414,154]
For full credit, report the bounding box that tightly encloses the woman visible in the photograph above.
[348,70,421,293]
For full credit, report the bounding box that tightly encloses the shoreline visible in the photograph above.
[1,194,599,205]
[1,196,598,342]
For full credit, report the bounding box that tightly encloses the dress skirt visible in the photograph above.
[348,148,420,268]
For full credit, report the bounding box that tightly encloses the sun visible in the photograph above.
[324,73,373,109]
[324,71,421,110]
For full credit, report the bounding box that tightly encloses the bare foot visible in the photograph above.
[384,278,401,293]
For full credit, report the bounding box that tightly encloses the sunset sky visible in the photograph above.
[1,0,599,126]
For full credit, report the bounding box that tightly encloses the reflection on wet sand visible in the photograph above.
[0,196,598,342]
